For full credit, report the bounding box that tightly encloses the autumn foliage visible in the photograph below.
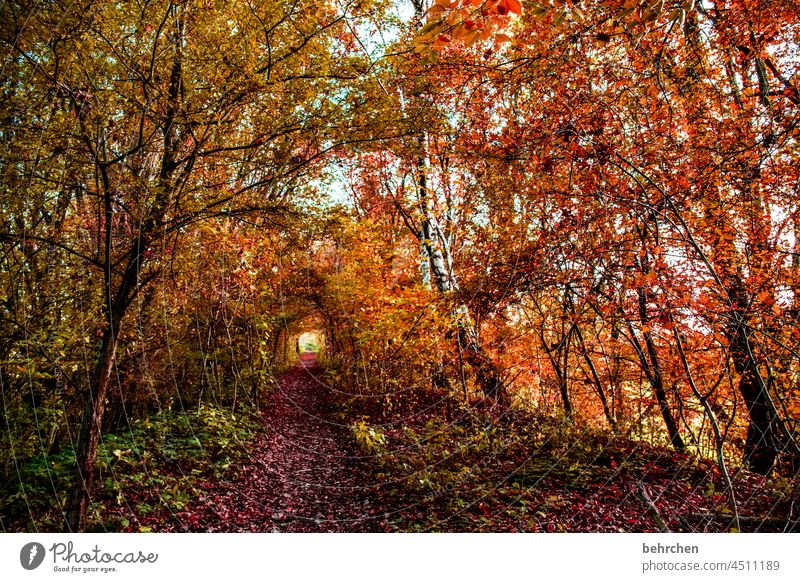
[1,0,799,532]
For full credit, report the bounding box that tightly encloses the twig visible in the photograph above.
[637,482,671,533]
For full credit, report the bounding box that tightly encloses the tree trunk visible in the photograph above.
[456,308,504,403]
[631,226,685,451]
[725,281,780,473]
[406,0,503,403]
[541,324,573,416]
[672,323,740,530]
[685,9,788,474]
[643,339,685,451]
[574,324,615,428]
[65,308,123,531]
[626,300,685,452]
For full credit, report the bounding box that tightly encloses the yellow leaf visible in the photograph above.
[419,19,443,36]
[667,8,685,24]
[532,5,550,20]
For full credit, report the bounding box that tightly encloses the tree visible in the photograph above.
[407,0,799,463]
[1,0,369,530]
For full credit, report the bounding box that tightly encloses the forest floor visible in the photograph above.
[137,352,387,532]
[122,354,798,533]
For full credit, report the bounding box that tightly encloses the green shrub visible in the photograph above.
[1,404,260,531]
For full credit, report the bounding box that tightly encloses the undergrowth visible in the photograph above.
[1,404,260,532]
[339,394,799,533]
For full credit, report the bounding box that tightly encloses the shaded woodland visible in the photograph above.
[1,0,799,532]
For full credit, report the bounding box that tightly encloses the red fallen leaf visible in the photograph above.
[506,0,522,14]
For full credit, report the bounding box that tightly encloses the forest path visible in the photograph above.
[137,354,795,534]
[191,352,386,532]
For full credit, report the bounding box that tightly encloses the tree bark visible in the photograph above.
[574,323,615,428]
[626,301,685,452]
[672,323,740,530]
[408,37,503,401]
[724,278,780,473]
[65,311,122,531]
[540,322,573,417]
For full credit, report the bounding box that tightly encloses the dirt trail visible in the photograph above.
[190,353,386,532]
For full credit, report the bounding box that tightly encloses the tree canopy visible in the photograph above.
[2,0,799,532]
